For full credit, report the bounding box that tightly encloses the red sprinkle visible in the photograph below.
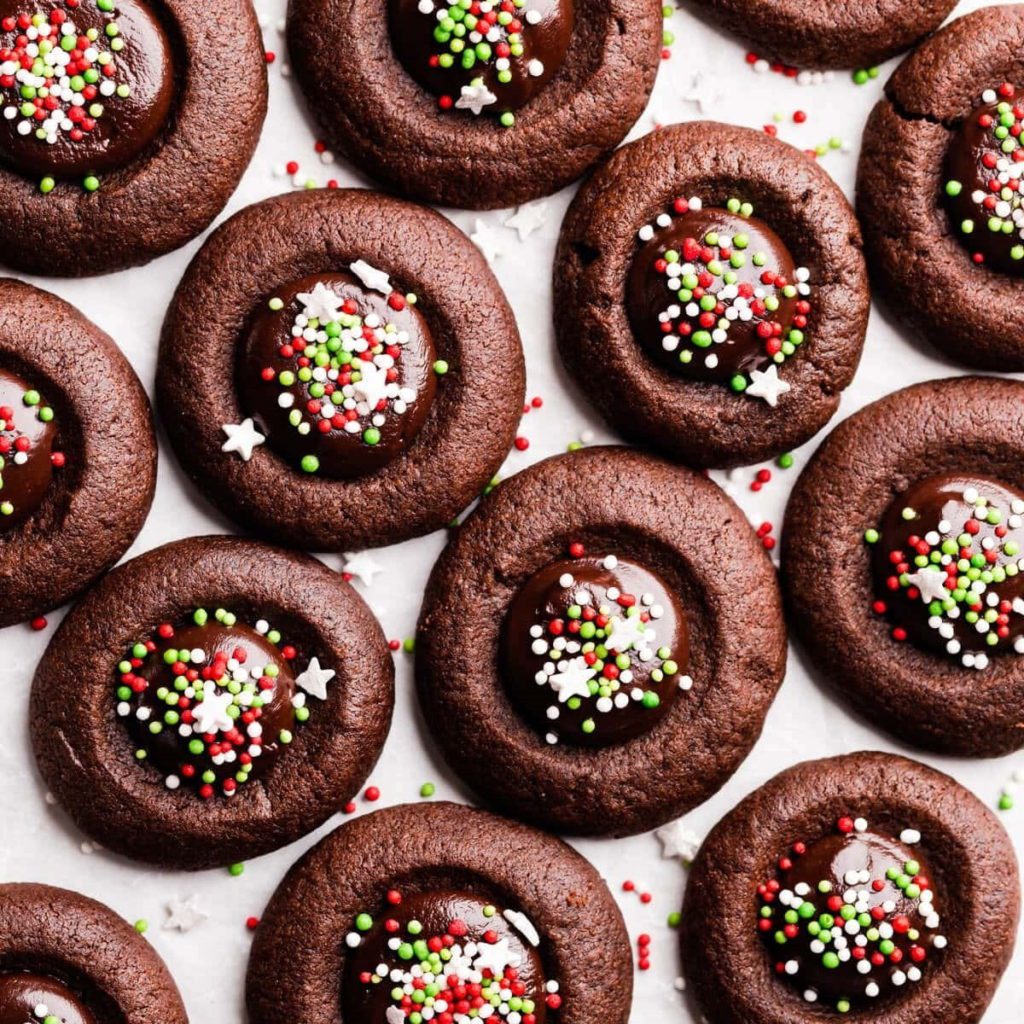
[30,616,47,631]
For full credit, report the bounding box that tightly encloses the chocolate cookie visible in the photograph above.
[0,882,188,1024]
[247,801,632,1024]
[157,189,524,551]
[858,5,1024,369]
[695,0,956,70]
[555,121,868,468]
[0,0,266,276]
[680,752,1019,1024]
[416,446,787,835]
[781,376,1024,755]
[31,535,394,869]
[286,0,660,208]
[0,277,155,628]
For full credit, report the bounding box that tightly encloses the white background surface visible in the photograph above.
[1,0,1022,1020]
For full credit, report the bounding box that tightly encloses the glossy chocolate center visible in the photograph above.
[388,0,573,116]
[0,0,175,179]
[759,821,946,1012]
[870,474,1024,668]
[342,889,553,1024]
[0,366,56,532]
[239,272,437,480]
[627,205,806,387]
[116,611,311,798]
[501,554,689,746]
[0,972,96,1024]
[944,85,1024,275]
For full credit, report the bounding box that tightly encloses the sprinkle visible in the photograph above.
[471,218,504,262]
[504,202,548,240]
[349,259,392,295]
[163,894,206,933]
[221,418,265,461]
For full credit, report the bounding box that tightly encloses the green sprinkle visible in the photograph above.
[420,782,436,798]
[134,919,148,934]
[433,360,449,375]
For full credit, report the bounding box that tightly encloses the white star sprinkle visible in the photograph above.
[471,218,504,263]
[548,656,596,703]
[352,359,390,409]
[191,689,236,734]
[455,79,497,116]
[745,364,791,407]
[604,613,648,653]
[221,418,265,461]
[473,937,520,976]
[295,656,335,701]
[386,1008,405,1024]
[656,818,702,863]
[350,259,392,295]
[504,202,548,241]
[906,568,950,604]
[681,71,724,113]
[163,894,208,933]
[343,551,383,587]
[297,281,344,323]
